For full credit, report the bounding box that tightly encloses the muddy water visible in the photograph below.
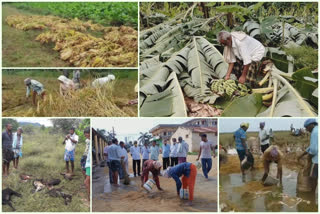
[220,155,318,212]
[93,155,217,212]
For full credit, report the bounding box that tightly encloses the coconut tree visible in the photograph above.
[138,132,152,146]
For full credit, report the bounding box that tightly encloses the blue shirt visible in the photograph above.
[307,125,318,164]
[168,162,192,193]
[108,144,122,161]
[234,128,247,150]
[162,144,170,158]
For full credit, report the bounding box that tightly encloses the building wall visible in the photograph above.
[184,119,217,127]
[151,127,178,140]
[171,127,217,152]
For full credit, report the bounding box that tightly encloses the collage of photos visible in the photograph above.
[1,1,319,214]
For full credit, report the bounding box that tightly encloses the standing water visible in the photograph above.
[220,156,317,212]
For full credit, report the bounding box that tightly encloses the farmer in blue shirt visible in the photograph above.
[163,162,197,206]
[162,140,171,170]
[234,122,249,176]
[298,119,318,190]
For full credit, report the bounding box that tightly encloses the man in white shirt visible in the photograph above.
[258,122,270,153]
[150,141,160,161]
[141,142,150,169]
[130,141,141,177]
[119,141,129,177]
[217,31,266,84]
[177,137,189,164]
[196,134,214,179]
[170,138,178,166]
[63,127,79,176]
[108,138,124,186]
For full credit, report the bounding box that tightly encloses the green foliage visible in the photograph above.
[75,119,91,143]
[8,2,138,27]
[284,46,318,70]
[2,119,19,131]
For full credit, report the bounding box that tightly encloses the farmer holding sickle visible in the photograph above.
[217,31,266,84]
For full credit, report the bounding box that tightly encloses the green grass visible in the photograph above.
[219,131,310,148]
[2,131,89,212]
[2,5,70,67]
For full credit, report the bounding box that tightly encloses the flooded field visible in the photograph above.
[220,155,318,212]
[93,155,217,212]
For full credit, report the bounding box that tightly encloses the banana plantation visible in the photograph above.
[139,2,318,117]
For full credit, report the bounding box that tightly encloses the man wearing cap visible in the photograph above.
[217,31,266,84]
[130,141,141,177]
[298,119,318,188]
[177,137,189,164]
[12,127,23,169]
[63,127,79,176]
[163,162,197,206]
[150,141,160,161]
[234,123,249,176]
[2,123,14,177]
[261,145,283,185]
[196,134,215,179]
[141,160,163,191]
[24,78,46,106]
[258,122,270,153]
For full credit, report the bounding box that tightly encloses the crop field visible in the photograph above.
[139,2,318,117]
[2,70,138,117]
[3,3,138,67]
[2,121,89,212]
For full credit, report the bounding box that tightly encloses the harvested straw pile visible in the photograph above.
[6,15,138,67]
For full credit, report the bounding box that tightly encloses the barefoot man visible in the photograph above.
[63,127,79,175]
[2,123,14,177]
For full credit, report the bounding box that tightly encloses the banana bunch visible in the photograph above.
[211,79,249,98]
[262,92,273,106]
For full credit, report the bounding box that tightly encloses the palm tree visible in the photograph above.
[138,132,152,146]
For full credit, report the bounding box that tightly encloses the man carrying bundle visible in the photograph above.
[217,31,266,84]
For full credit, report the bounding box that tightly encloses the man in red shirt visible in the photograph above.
[141,160,163,191]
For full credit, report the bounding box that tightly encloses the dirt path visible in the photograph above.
[2,5,69,67]
[93,155,217,212]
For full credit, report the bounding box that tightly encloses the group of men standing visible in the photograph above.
[2,123,24,177]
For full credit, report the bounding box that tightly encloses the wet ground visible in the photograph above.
[93,155,217,212]
[220,155,318,212]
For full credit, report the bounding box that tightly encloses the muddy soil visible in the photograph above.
[220,155,318,212]
[93,155,217,212]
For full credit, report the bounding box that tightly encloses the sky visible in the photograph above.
[92,118,193,141]
[219,118,315,133]
[16,118,53,127]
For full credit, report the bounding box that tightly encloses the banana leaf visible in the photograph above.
[221,93,263,117]
[140,72,187,117]
[292,68,318,106]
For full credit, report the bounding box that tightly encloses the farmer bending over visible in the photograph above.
[141,160,163,191]
[12,127,23,169]
[63,127,79,175]
[58,75,75,96]
[24,78,46,106]
[217,31,265,84]
[261,145,283,185]
[163,162,197,206]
